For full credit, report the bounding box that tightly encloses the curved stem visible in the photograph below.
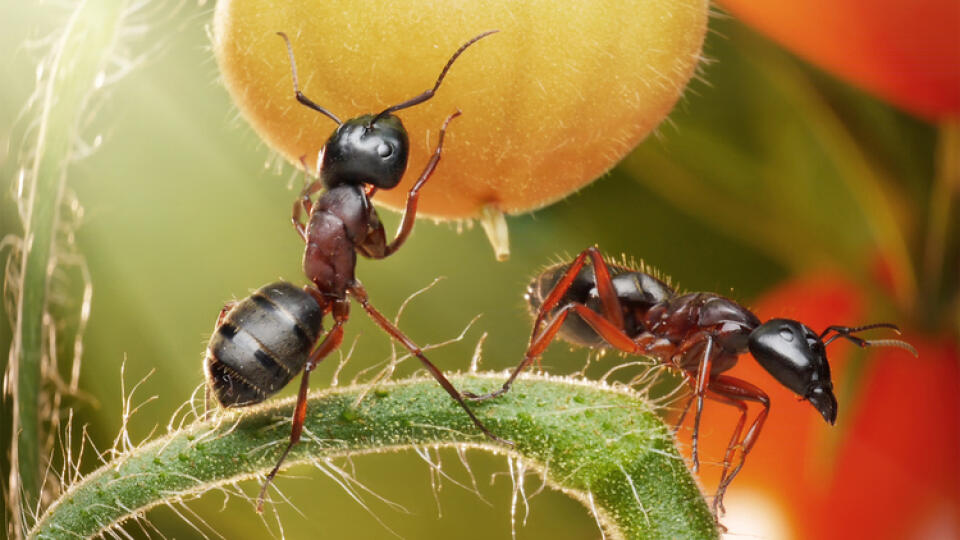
[10,0,126,524]
[30,373,717,539]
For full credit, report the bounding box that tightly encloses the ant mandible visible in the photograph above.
[205,30,503,512]
[465,246,917,514]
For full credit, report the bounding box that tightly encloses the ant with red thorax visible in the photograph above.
[466,246,917,514]
[204,30,504,511]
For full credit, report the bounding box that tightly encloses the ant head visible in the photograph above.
[748,318,837,424]
[277,30,497,191]
[320,114,409,189]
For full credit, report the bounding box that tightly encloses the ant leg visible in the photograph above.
[256,364,313,512]
[529,247,624,347]
[276,32,342,126]
[292,177,323,242]
[707,375,770,515]
[674,333,715,473]
[257,301,348,511]
[466,303,579,401]
[467,302,640,402]
[348,283,511,445]
[585,248,625,331]
[214,301,237,328]
[382,110,461,256]
[700,390,748,516]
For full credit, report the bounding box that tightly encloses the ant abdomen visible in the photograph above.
[206,282,324,407]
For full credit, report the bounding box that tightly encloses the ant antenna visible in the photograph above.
[277,32,343,126]
[370,30,498,125]
[821,323,918,356]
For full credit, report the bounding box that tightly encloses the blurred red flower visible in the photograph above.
[716,0,960,120]
[677,273,959,538]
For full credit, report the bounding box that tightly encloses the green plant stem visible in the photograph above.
[29,373,717,539]
[12,0,126,521]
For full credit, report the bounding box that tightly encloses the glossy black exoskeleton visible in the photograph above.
[467,246,918,514]
[205,30,501,511]
[206,281,324,407]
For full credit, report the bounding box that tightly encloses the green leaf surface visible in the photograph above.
[30,373,718,540]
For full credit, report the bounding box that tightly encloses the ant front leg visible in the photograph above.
[382,110,461,257]
[347,283,510,445]
[257,299,349,512]
[707,375,769,515]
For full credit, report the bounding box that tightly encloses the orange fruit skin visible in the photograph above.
[213,0,709,219]
[718,0,960,121]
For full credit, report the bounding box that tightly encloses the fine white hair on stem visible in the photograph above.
[413,445,488,504]
[351,313,482,408]
[618,463,651,526]
[323,458,409,514]
[110,363,158,458]
[454,445,491,506]
[586,490,607,540]
[306,457,403,539]
[330,333,362,387]
[468,332,488,373]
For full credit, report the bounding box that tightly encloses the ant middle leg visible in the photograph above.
[347,283,510,445]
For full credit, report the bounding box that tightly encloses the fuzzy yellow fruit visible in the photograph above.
[213,1,708,220]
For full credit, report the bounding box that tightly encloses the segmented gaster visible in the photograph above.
[206,281,324,407]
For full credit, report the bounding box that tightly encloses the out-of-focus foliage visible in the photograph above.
[717,0,960,120]
[1,2,955,538]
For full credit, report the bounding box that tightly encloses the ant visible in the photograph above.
[465,246,917,514]
[205,30,503,512]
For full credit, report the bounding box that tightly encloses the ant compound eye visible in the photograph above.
[779,327,794,342]
[377,142,393,158]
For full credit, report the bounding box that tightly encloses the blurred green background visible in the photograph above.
[1,1,954,539]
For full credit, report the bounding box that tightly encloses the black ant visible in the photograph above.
[205,30,503,512]
[465,246,917,514]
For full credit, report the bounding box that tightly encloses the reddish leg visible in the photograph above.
[700,390,747,516]
[291,178,323,242]
[382,110,461,257]
[467,300,641,402]
[214,301,237,327]
[529,247,624,347]
[466,303,583,401]
[707,375,770,515]
[673,332,714,473]
[348,283,510,445]
[257,299,348,512]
